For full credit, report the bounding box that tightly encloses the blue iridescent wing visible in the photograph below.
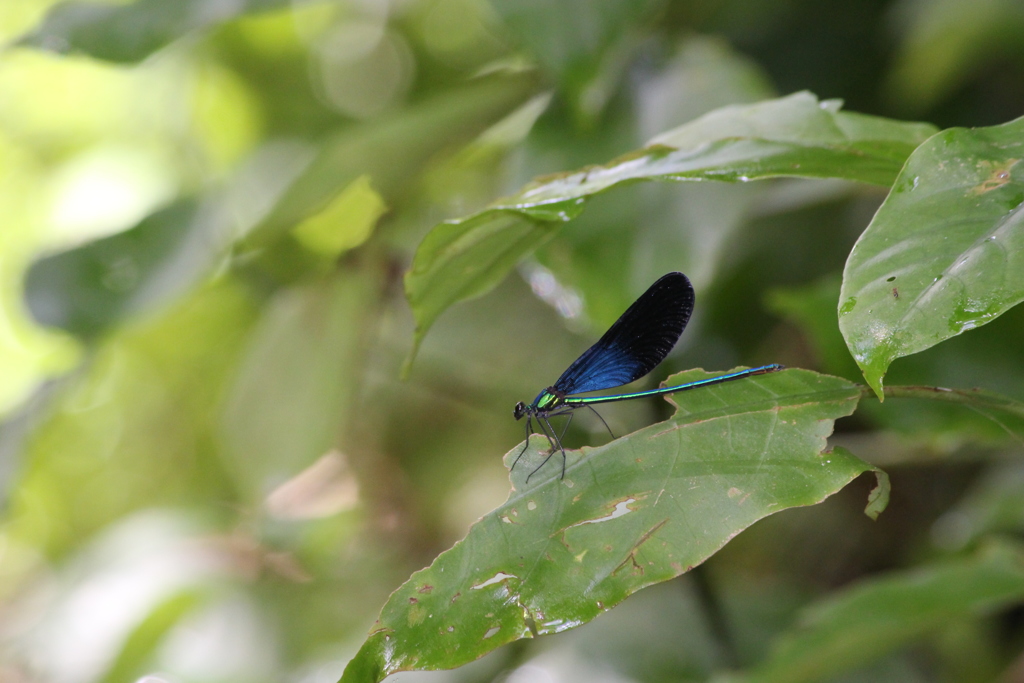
[551,272,694,397]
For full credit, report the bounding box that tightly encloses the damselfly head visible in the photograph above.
[513,402,528,420]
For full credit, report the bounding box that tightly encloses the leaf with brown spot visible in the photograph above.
[840,115,1024,397]
[340,369,886,683]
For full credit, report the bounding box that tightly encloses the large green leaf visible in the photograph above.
[406,92,937,364]
[839,116,1024,397]
[731,541,1024,683]
[16,0,309,63]
[341,368,884,683]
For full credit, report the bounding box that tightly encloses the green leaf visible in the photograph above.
[340,368,879,683]
[24,199,216,340]
[646,92,936,185]
[403,212,560,374]
[220,267,382,501]
[10,280,257,556]
[839,116,1024,397]
[17,0,305,63]
[406,92,937,365]
[99,589,206,683]
[290,175,387,258]
[733,541,1024,683]
[521,90,935,207]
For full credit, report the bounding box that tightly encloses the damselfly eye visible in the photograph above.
[513,402,527,420]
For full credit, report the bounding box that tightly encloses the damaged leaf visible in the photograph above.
[341,368,882,682]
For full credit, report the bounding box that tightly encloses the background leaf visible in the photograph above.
[839,116,1024,396]
[732,541,1024,683]
[290,175,387,258]
[16,0,310,63]
[488,0,664,123]
[342,368,877,682]
[24,199,216,340]
[244,70,540,248]
[883,0,1024,114]
[220,265,383,501]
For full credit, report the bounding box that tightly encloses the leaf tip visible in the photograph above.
[851,354,886,401]
[338,636,387,683]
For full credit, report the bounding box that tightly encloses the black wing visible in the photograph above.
[551,272,694,396]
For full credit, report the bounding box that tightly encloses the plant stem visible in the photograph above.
[871,385,1024,420]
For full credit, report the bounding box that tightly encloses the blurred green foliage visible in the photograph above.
[2,1,1024,682]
